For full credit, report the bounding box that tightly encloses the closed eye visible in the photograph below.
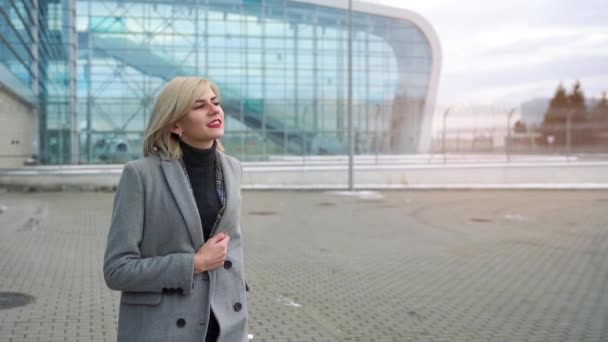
[194,101,220,109]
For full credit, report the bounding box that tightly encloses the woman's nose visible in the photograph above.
[209,103,221,114]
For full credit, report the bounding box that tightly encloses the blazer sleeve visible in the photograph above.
[103,162,195,294]
[239,160,250,293]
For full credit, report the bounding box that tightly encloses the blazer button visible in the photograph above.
[161,288,168,294]
[233,302,242,312]
[176,318,186,328]
[169,288,177,294]
[224,260,232,269]
[177,287,184,295]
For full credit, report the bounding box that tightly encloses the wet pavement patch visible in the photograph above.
[408,310,424,319]
[317,202,336,207]
[470,218,493,223]
[0,292,35,310]
[248,211,277,216]
[373,204,401,209]
[18,204,48,232]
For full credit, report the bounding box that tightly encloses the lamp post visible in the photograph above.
[347,0,354,190]
[506,108,515,162]
[442,108,450,163]
[565,109,572,160]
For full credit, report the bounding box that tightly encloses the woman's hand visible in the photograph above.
[194,232,230,273]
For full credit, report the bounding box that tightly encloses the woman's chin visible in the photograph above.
[207,130,225,140]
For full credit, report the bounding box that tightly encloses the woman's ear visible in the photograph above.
[170,124,182,136]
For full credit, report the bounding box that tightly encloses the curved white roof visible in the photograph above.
[292,0,442,152]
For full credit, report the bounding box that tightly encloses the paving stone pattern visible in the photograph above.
[0,190,607,341]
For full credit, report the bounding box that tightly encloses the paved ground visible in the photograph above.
[0,189,607,342]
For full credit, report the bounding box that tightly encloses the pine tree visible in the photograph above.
[550,83,568,109]
[569,81,586,109]
[568,81,590,145]
[591,92,608,140]
[541,83,568,145]
[540,81,591,146]
[592,92,608,117]
[513,120,526,134]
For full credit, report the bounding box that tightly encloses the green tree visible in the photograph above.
[540,83,568,145]
[513,120,526,134]
[568,81,591,145]
[569,81,586,109]
[590,91,608,140]
[550,83,569,108]
[591,92,608,118]
[540,81,590,146]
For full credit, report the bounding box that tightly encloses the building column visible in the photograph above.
[31,0,40,162]
[64,0,79,163]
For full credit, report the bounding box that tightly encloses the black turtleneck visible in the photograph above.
[179,139,221,242]
[179,139,222,341]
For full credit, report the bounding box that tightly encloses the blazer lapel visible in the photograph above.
[160,156,204,249]
[213,152,234,234]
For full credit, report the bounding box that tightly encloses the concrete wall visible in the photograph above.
[1,161,608,190]
[0,87,36,168]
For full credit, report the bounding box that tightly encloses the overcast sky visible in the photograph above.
[369,0,608,107]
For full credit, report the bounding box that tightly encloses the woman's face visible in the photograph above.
[173,86,224,149]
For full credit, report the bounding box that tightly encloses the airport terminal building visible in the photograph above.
[0,0,440,165]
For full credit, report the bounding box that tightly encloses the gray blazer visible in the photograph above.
[103,151,248,342]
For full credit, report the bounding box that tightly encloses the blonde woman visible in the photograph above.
[103,77,248,342]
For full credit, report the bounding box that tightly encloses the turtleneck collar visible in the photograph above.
[179,139,217,168]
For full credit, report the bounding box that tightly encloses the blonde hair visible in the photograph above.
[143,76,224,159]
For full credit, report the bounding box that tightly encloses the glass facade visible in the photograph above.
[0,0,76,164]
[1,0,436,164]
